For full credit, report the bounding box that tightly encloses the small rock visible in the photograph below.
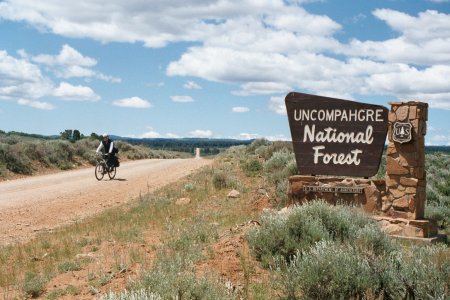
[257,188,268,196]
[227,189,240,198]
[176,197,191,205]
[278,207,292,215]
[76,252,97,259]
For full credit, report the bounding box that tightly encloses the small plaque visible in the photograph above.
[303,186,364,194]
[393,122,412,144]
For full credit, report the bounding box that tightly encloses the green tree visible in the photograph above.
[90,132,100,140]
[60,130,73,140]
[73,130,81,141]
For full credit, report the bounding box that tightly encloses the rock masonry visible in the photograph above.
[385,101,428,220]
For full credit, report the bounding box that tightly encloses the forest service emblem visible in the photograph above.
[393,122,412,144]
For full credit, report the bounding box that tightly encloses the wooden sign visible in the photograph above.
[285,92,388,177]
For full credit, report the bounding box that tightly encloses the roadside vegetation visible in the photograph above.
[0,139,448,299]
[0,131,191,178]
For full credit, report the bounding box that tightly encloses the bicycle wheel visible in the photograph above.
[108,166,116,179]
[95,163,105,180]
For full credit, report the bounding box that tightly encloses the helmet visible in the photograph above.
[102,133,109,137]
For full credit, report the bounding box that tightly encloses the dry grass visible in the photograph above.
[0,150,273,299]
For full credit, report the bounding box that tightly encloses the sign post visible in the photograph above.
[285,92,389,177]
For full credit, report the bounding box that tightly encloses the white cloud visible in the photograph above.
[140,130,161,138]
[265,134,290,141]
[31,44,121,82]
[428,134,450,145]
[112,96,152,108]
[237,132,290,141]
[264,7,341,36]
[238,132,260,139]
[53,82,100,101]
[344,10,450,65]
[166,133,180,138]
[33,44,96,67]
[189,129,213,138]
[0,50,53,101]
[184,81,202,89]
[232,106,250,113]
[268,96,286,115]
[1,2,450,110]
[373,9,450,42]
[232,82,291,96]
[0,0,335,47]
[364,64,450,109]
[17,99,55,110]
[171,95,194,103]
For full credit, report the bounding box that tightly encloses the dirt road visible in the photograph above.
[0,158,212,245]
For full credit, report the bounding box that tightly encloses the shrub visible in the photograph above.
[246,139,270,154]
[248,202,449,299]
[240,158,262,176]
[57,260,81,273]
[127,254,233,300]
[46,140,75,170]
[0,143,33,174]
[22,272,47,298]
[277,241,377,300]
[247,201,388,266]
[398,244,450,299]
[212,169,241,190]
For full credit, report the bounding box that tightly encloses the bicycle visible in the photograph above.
[95,153,117,180]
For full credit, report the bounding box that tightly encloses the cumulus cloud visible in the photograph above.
[112,96,152,108]
[232,106,250,113]
[140,130,161,138]
[236,132,289,141]
[344,10,450,65]
[31,44,121,82]
[0,49,105,108]
[428,134,450,145]
[171,95,194,103]
[232,82,291,96]
[183,81,202,89]
[33,44,96,67]
[189,129,213,138]
[0,50,53,101]
[53,82,100,101]
[238,132,261,140]
[1,1,450,110]
[268,96,286,115]
[17,99,54,110]
[166,133,180,138]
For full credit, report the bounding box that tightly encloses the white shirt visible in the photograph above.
[96,140,114,154]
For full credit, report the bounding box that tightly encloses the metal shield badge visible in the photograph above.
[393,122,412,143]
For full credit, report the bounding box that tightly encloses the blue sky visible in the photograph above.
[0,0,449,144]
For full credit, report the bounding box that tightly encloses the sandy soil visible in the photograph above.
[0,158,212,245]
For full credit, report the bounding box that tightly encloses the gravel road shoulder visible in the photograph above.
[0,158,212,245]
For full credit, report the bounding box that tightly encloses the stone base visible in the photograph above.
[288,175,385,214]
[374,216,438,238]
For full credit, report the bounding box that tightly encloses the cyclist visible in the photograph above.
[96,133,116,168]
